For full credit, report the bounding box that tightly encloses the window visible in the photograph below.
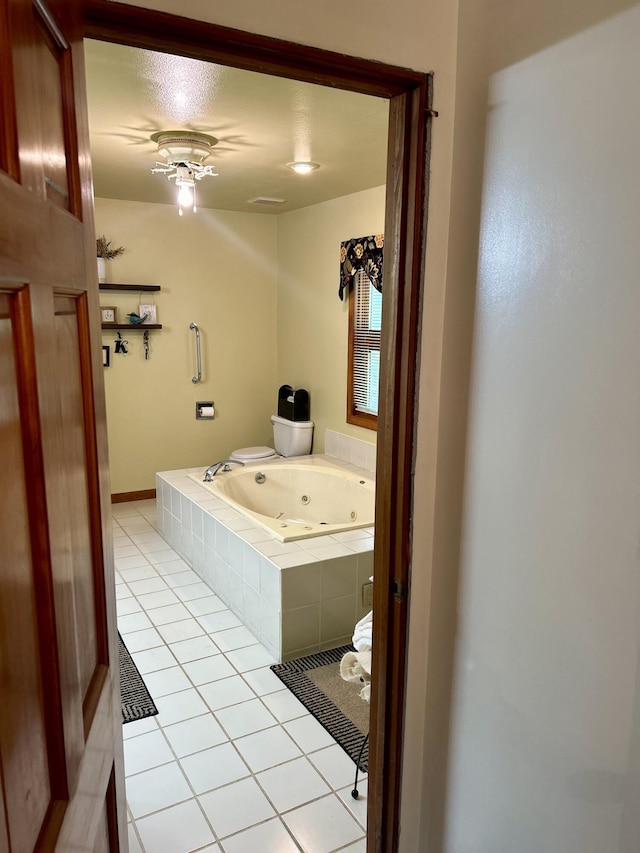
[348,269,382,430]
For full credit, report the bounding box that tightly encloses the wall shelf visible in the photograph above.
[100,283,162,331]
[102,323,162,330]
[99,283,161,292]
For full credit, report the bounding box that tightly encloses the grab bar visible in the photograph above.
[189,322,201,383]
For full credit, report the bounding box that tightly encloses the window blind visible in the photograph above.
[352,269,382,416]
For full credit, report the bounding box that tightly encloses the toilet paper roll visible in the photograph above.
[199,406,214,418]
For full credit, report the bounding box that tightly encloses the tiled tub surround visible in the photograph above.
[324,430,376,473]
[156,456,374,661]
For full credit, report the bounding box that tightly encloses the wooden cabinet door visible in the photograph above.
[0,0,126,850]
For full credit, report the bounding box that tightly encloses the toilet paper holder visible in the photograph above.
[196,401,214,420]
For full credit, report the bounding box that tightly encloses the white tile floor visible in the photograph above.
[115,500,368,853]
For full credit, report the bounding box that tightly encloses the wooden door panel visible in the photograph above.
[0,292,52,850]
[33,10,71,210]
[0,0,126,849]
[0,792,8,853]
[7,0,81,214]
[7,0,45,196]
[27,282,86,790]
[0,0,19,179]
[50,293,112,741]
[53,295,100,704]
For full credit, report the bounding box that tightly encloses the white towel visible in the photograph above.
[340,650,372,703]
[352,609,373,652]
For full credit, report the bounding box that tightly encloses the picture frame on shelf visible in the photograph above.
[101,306,118,325]
[138,303,157,324]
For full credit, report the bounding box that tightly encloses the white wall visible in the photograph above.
[118,0,443,73]
[443,4,640,851]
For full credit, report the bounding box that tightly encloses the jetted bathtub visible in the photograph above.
[189,458,375,541]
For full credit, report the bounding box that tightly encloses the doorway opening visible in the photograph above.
[84,4,431,849]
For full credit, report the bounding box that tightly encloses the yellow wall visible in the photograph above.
[96,198,278,493]
[97,186,385,491]
[276,185,386,453]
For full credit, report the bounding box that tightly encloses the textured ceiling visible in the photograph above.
[84,40,389,215]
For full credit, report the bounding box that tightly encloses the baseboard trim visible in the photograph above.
[111,489,156,503]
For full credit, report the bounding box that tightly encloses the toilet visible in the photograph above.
[230,414,314,463]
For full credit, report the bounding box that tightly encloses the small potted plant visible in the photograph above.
[96,235,125,283]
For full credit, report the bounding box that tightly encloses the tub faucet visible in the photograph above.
[202,460,245,482]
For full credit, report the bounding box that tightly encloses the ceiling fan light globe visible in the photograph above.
[151,131,217,215]
[177,184,193,207]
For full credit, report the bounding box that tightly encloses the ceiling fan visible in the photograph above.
[150,130,218,215]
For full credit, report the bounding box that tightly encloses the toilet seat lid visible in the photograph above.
[231,446,277,461]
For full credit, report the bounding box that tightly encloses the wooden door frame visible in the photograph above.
[83,4,431,849]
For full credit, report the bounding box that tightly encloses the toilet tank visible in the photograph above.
[271,414,314,457]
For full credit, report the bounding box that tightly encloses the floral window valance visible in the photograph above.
[339,234,384,301]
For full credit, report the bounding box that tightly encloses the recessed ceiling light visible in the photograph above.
[287,161,320,174]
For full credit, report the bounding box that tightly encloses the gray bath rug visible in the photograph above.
[119,633,158,725]
[271,645,370,771]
